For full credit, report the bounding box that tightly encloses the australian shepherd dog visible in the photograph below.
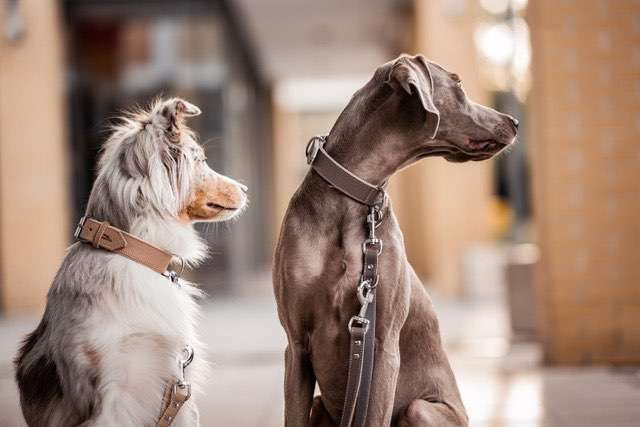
[14,98,247,426]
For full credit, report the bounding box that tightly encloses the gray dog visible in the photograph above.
[273,55,518,426]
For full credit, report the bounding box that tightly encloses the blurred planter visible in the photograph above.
[505,244,539,340]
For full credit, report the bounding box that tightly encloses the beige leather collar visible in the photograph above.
[75,217,180,278]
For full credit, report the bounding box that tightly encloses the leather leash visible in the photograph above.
[74,217,194,425]
[307,135,385,427]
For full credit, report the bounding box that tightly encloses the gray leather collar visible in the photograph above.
[306,135,386,207]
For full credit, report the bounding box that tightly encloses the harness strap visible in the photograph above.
[156,345,194,427]
[156,382,191,427]
[75,217,175,275]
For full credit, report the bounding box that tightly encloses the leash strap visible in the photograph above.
[156,345,194,427]
[306,136,385,207]
[340,208,383,427]
[156,382,191,427]
[74,217,178,276]
[340,318,367,427]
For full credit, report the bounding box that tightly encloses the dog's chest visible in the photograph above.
[90,266,201,343]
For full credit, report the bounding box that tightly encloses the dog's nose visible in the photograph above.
[509,116,519,130]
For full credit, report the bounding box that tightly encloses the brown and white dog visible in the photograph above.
[15,98,247,426]
[273,55,518,426]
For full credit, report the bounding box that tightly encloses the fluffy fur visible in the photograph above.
[15,98,247,426]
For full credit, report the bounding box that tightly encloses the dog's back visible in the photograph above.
[15,245,110,426]
[15,319,71,426]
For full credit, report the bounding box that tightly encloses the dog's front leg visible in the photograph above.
[284,343,316,426]
[366,338,401,425]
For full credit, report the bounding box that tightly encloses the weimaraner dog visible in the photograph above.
[273,54,518,426]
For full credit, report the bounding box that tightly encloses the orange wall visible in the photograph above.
[529,0,640,363]
[0,1,70,314]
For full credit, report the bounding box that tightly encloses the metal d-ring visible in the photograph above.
[172,256,185,277]
[164,256,186,284]
[305,135,326,165]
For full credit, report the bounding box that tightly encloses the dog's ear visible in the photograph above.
[152,98,201,142]
[386,56,440,139]
[160,98,201,120]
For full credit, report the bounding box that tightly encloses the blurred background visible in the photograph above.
[0,0,639,426]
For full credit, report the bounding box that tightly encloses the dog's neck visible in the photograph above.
[128,216,206,265]
[323,132,411,187]
[321,84,420,187]
[302,129,409,229]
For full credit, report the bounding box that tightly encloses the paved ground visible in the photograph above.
[1,293,639,426]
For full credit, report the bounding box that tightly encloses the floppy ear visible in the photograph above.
[386,57,440,139]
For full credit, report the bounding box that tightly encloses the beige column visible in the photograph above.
[0,0,69,314]
[529,0,640,363]
[392,0,493,295]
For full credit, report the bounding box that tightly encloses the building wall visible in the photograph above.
[529,0,640,363]
[0,1,70,314]
[394,0,493,295]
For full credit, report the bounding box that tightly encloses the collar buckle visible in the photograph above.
[305,135,325,165]
[74,216,86,240]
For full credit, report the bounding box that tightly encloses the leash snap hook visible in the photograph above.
[177,345,194,386]
[357,280,375,305]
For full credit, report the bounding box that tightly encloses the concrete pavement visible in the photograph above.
[1,294,639,426]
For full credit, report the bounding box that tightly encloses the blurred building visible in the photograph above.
[529,0,640,364]
[1,0,639,367]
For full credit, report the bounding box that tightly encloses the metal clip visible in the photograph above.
[356,280,375,320]
[367,204,384,228]
[177,345,194,386]
[357,280,375,305]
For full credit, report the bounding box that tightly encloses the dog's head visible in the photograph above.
[368,54,518,163]
[89,98,247,228]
